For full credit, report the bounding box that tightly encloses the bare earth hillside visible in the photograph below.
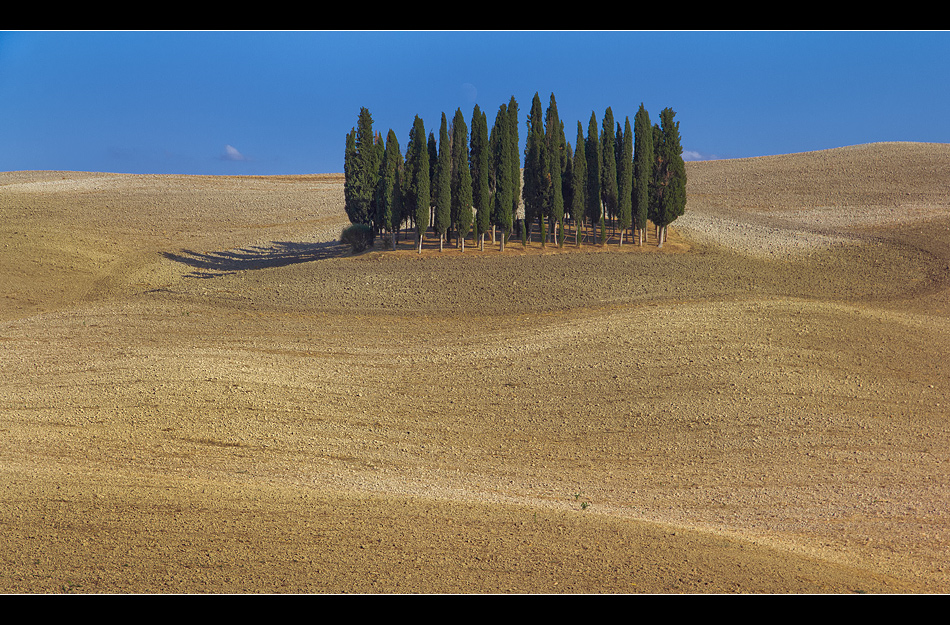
[1,142,949,593]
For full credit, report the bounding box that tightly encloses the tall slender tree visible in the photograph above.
[406,115,430,253]
[633,103,653,246]
[507,96,521,243]
[545,93,565,247]
[434,113,452,251]
[652,107,687,247]
[585,112,602,244]
[427,131,438,230]
[451,108,473,251]
[562,139,574,245]
[616,116,633,245]
[470,105,491,251]
[571,121,588,246]
[522,92,546,246]
[344,128,358,223]
[343,107,381,226]
[491,103,514,251]
[375,128,402,248]
[600,107,618,231]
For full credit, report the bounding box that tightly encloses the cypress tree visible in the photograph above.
[406,115,430,253]
[451,108,473,251]
[562,139,574,243]
[491,103,514,251]
[545,93,565,247]
[507,96,521,243]
[653,107,687,247]
[585,112,602,243]
[427,131,438,229]
[522,92,546,246]
[343,128,358,224]
[434,112,452,251]
[471,105,491,251]
[375,128,402,248]
[600,107,618,231]
[649,121,663,241]
[633,103,653,246]
[616,116,633,245]
[345,107,380,226]
[571,121,587,246]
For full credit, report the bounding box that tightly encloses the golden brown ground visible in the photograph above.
[1,142,949,593]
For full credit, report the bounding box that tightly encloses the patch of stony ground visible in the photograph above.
[2,143,950,593]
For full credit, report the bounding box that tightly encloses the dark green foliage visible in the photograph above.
[343,97,684,252]
[507,96,521,230]
[616,116,633,242]
[522,92,547,240]
[343,129,358,222]
[434,113,452,250]
[343,107,380,226]
[406,115,430,252]
[490,103,514,249]
[427,132,438,201]
[600,107,618,223]
[545,93,565,247]
[375,129,402,246]
[633,103,653,243]
[562,140,574,214]
[470,105,491,249]
[340,223,375,253]
[585,112,602,229]
[571,121,587,245]
[451,108,474,249]
[652,107,687,246]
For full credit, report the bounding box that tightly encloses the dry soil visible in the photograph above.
[2,142,949,593]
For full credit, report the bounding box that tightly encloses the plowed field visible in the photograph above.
[2,142,949,593]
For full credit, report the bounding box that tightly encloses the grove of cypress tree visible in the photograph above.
[451,108,473,251]
[633,103,653,246]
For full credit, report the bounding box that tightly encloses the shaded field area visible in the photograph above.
[1,143,949,593]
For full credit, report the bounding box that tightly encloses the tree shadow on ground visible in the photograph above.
[162,240,349,278]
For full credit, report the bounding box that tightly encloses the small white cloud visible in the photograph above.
[683,150,704,161]
[222,145,248,161]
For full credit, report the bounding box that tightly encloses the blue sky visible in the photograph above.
[2,30,949,176]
